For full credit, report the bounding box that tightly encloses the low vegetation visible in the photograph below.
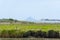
[0,30,59,38]
[0,19,60,38]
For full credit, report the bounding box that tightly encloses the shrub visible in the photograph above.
[1,30,10,38]
[0,30,60,38]
[34,30,47,38]
[1,30,18,38]
[22,30,35,38]
[48,30,59,38]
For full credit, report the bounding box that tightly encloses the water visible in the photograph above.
[0,38,60,40]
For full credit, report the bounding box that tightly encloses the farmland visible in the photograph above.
[0,23,60,32]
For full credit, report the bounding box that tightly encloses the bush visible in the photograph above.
[0,30,60,38]
[22,30,35,38]
[34,30,47,38]
[1,30,21,38]
[48,30,59,38]
[1,30,10,38]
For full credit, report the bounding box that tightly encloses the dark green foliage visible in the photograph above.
[48,30,59,38]
[0,30,23,38]
[9,18,14,21]
[22,30,35,38]
[0,30,60,38]
[34,30,47,38]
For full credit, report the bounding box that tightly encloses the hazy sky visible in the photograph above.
[0,0,60,20]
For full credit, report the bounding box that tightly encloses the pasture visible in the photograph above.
[0,23,60,38]
[0,23,60,32]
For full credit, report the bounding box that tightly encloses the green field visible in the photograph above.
[0,23,60,32]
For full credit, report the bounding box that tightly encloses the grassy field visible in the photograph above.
[0,23,60,32]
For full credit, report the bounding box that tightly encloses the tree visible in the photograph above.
[9,18,14,24]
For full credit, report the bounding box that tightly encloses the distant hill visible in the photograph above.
[26,17,37,22]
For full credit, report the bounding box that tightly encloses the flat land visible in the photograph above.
[0,23,60,32]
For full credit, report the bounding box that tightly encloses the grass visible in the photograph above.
[0,23,60,32]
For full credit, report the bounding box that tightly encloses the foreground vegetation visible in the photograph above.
[0,19,60,38]
[0,30,59,38]
[0,23,60,38]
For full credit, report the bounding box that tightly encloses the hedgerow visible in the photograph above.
[0,30,60,38]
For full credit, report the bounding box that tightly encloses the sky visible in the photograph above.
[0,0,60,20]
